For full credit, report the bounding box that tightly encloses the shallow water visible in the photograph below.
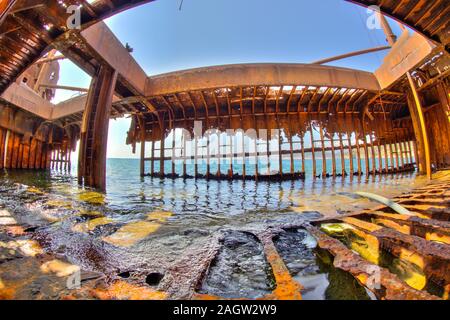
[0,159,430,299]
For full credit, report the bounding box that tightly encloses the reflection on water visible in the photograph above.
[0,159,429,299]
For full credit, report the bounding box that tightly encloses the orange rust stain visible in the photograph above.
[425,232,450,245]
[261,241,302,300]
[373,218,411,235]
[91,280,167,300]
[342,217,382,232]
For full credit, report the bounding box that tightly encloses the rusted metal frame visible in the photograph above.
[275,86,283,113]
[206,131,211,178]
[300,134,305,174]
[376,138,383,173]
[344,90,358,114]
[11,133,20,169]
[194,132,198,178]
[307,88,320,113]
[368,133,376,175]
[251,86,257,114]
[239,86,244,117]
[138,116,146,177]
[173,93,186,121]
[318,87,332,112]
[160,131,166,177]
[46,144,52,170]
[388,138,396,172]
[150,139,155,176]
[336,89,350,113]
[407,139,414,166]
[41,143,47,170]
[225,88,232,119]
[327,89,340,114]
[34,140,41,170]
[277,127,283,176]
[329,132,337,177]
[199,91,210,127]
[382,142,389,173]
[363,212,450,245]
[229,133,233,177]
[13,15,51,45]
[263,86,270,114]
[286,85,296,113]
[77,0,98,17]
[338,132,346,176]
[254,130,259,181]
[361,123,370,177]
[396,132,405,169]
[422,5,449,34]
[309,120,316,178]
[67,148,72,172]
[186,91,197,121]
[319,123,327,177]
[297,86,308,113]
[211,90,220,118]
[412,0,442,27]
[217,131,221,176]
[355,133,362,176]
[180,131,186,178]
[346,132,354,177]
[28,137,36,169]
[306,225,439,300]
[392,136,400,171]
[397,133,406,169]
[289,132,294,175]
[350,90,367,113]
[2,31,39,57]
[241,130,246,179]
[341,217,450,288]
[161,96,175,129]
[1,129,8,169]
[172,129,176,176]
[407,73,431,179]
[401,137,409,167]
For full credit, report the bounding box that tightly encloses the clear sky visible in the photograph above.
[54,0,404,159]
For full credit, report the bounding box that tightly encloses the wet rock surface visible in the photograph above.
[198,231,275,299]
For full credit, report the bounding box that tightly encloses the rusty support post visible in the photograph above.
[254,132,259,181]
[229,134,233,177]
[160,135,165,177]
[242,132,246,179]
[330,133,336,177]
[0,129,5,169]
[338,133,345,176]
[151,141,155,176]
[289,133,294,175]
[319,124,326,178]
[78,65,118,190]
[355,134,362,176]
[309,123,316,178]
[407,73,431,179]
[369,133,376,175]
[206,132,210,178]
[300,135,305,174]
[139,117,146,177]
[172,130,176,176]
[278,129,283,176]
[346,132,354,177]
[217,132,221,176]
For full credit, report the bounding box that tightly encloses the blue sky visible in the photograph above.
[55,0,404,158]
